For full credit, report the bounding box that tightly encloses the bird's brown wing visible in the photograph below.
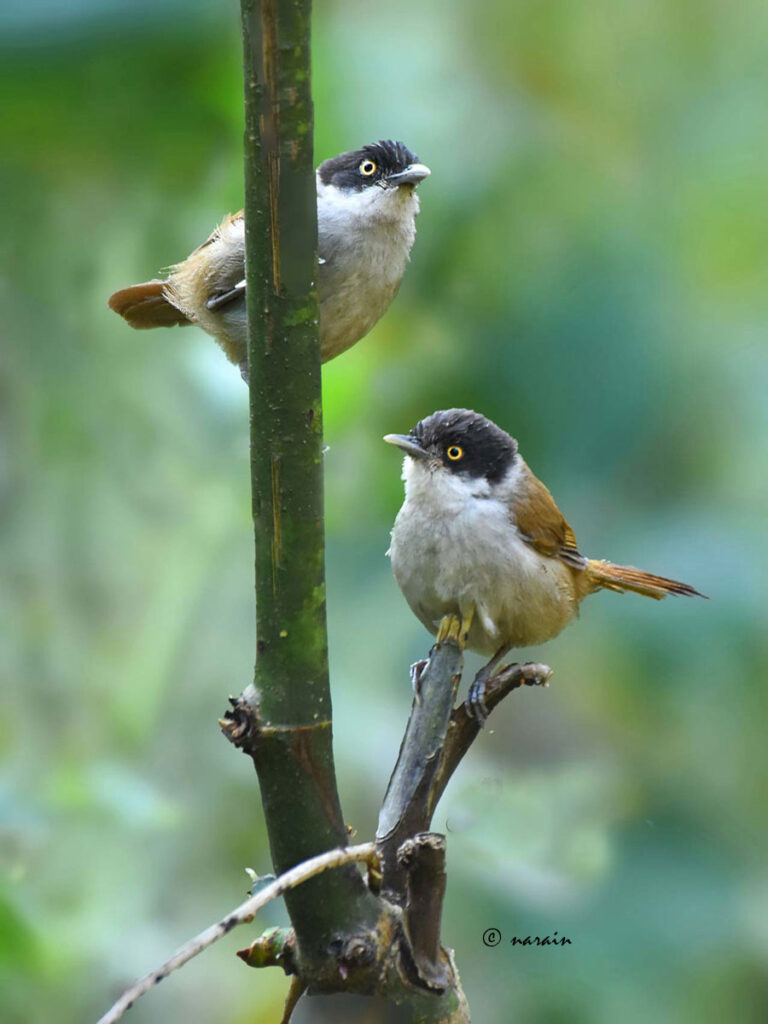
[187,211,247,312]
[513,468,587,570]
[109,212,247,329]
[514,465,704,600]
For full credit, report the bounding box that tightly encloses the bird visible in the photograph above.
[107,140,430,377]
[384,409,705,719]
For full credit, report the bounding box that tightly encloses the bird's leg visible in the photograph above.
[414,616,464,700]
[435,614,462,646]
[458,603,475,650]
[468,645,511,727]
[435,607,474,651]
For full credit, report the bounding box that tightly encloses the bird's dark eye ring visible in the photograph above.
[447,446,463,461]
[359,159,377,176]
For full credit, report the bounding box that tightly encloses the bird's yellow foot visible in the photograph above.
[459,606,475,648]
[436,614,462,647]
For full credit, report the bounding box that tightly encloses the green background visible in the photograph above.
[2,1,766,1021]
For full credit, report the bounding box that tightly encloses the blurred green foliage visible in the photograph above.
[2,0,767,1021]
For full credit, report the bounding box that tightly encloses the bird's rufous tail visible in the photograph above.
[586,559,705,600]
[108,280,191,330]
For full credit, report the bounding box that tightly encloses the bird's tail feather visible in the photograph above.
[108,280,191,330]
[586,559,705,600]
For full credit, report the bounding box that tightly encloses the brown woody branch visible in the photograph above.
[377,632,552,905]
[376,639,463,899]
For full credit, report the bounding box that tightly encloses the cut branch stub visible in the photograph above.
[398,833,452,993]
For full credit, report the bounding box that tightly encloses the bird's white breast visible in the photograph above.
[316,181,419,359]
[389,459,579,655]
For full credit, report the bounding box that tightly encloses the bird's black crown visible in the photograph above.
[318,140,419,191]
[410,409,518,483]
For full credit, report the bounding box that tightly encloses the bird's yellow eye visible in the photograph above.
[447,445,463,461]
[359,159,377,176]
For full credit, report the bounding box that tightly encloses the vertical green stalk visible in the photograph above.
[239,0,378,979]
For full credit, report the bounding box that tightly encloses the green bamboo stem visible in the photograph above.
[239,0,379,980]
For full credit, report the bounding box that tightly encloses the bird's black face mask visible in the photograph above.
[317,140,422,192]
[407,409,519,483]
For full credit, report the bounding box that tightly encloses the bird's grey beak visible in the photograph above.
[385,163,431,187]
[384,434,430,459]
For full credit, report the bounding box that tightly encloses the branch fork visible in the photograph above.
[97,630,550,1023]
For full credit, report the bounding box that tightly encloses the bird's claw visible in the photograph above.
[409,659,429,702]
[467,671,491,727]
[467,661,553,726]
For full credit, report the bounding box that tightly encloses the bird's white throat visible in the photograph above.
[316,175,420,230]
